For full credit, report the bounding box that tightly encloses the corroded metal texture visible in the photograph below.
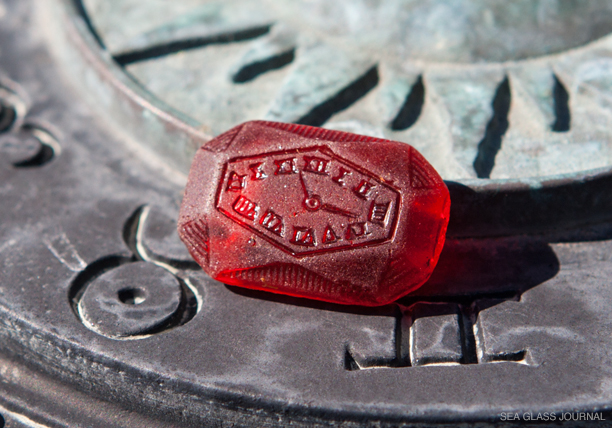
[1,0,612,426]
[48,0,612,238]
[81,0,612,181]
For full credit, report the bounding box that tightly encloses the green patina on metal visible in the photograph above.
[45,0,612,236]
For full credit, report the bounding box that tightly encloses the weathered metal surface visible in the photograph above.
[78,262,183,338]
[0,0,612,426]
[41,0,612,238]
[81,0,612,180]
[408,303,463,366]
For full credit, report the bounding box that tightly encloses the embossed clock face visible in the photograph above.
[216,147,400,256]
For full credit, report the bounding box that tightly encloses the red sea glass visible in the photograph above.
[178,121,450,306]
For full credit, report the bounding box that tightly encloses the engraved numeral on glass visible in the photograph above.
[347,222,370,239]
[249,162,267,180]
[322,225,339,244]
[232,195,259,220]
[291,227,316,246]
[227,171,246,191]
[332,167,351,186]
[303,156,330,175]
[260,209,284,236]
[369,201,390,225]
[353,180,376,199]
[274,158,298,175]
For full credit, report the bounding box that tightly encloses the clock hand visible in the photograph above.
[320,203,359,219]
[298,172,311,198]
[300,173,358,218]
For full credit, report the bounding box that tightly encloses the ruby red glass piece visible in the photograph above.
[178,121,450,306]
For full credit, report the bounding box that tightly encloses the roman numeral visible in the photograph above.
[227,171,246,191]
[303,156,330,175]
[347,222,370,239]
[322,225,339,244]
[353,180,376,199]
[249,162,267,180]
[260,210,284,236]
[369,201,390,225]
[274,158,298,175]
[232,195,259,220]
[332,167,351,186]
[291,227,316,246]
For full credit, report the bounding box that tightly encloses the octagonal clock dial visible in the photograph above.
[216,147,400,256]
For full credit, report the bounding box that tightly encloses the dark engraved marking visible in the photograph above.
[354,180,376,199]
[303,155,330,175]
[0,101,16,133]
[260,210,284,236]
[113,25,272,66]
[233,48,296,84]
[473,76,511,179]
[249,162,267,180]
[370,201,390,225]
[485,350,527,363]
[458,303,478,364]
[344,347,362,371]
[274,157,298,175]
[232,195,259,220]
[7,126,61,168]
[291,227,316,246]
[296,65,379,127]
[332,167,351,186]
[73,0,107,49]
[552,74,570,133]
[322,225,339,244]
[12,143,54,168]
[227,171,246,191]
[390,75,425,131]
[347,222,370,239]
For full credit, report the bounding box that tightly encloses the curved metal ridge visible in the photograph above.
[53,0,612,238]
[447,167,612,237]
[47,0,213,176]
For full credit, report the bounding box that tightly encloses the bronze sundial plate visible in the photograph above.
[0,0,611,426]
